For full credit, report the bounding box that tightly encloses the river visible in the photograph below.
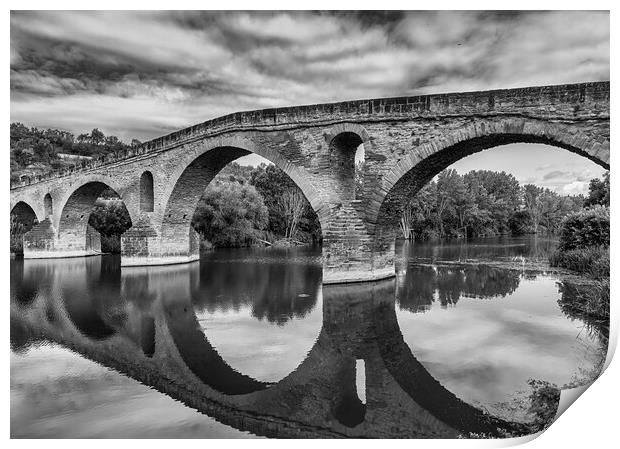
[10,236,608,438]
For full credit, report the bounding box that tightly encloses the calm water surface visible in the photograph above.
[10,236,607,438]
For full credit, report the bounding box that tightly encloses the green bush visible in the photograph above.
[527,379,561,431]
[192,180,268,247]
[549,246,610,279]
[557,279,610,323]
[557,206,609,251]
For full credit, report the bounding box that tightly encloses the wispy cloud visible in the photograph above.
[10,10,609,144]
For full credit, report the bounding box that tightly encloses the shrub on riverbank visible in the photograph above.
[549,246,610,279]
[557,279,610,327]
[549,206,609,277]
[549,205,610,325]
[557,206,610,251]
[526,379,561,432]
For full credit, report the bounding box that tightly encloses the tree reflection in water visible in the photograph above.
[397,264,521,313]
[196,248,322,325]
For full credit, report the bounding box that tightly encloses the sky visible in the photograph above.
[10,10,609,194]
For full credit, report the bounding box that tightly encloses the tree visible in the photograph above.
[12,148,32,167]
[192,180,269,247]
[77,133,90,144]
[250,163,320,243]
[401,182,441,240]
[400,206,415,239]
[88,199,132,237]
[354,160,365,198]
[508,210,532,235]
[401,168,582,241]
[90,128,105,146]
[33,138,57,164]
[279,188,306,240]
[464,170,521,234]
[10,122,30,145]
[584,172,610,207]
[523,184,544,234]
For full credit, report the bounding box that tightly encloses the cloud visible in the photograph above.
[10,10,610,146]
[562,181,590,196]
[543,170,572,181]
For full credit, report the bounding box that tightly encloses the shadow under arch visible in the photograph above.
[159,140,325,256]
[11,201,38,233]
[372,119,610,244]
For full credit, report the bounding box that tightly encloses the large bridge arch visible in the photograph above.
[123,134,327,266]
[368,118,610,261]
[161,135,327,223]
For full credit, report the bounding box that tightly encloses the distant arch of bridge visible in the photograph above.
[10,81,610,283]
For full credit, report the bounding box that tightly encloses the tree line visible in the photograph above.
[399,169,593,241]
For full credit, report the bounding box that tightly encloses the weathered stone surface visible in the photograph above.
[10,81,610,282]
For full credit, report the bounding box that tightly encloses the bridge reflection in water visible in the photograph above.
[11,254,535,438]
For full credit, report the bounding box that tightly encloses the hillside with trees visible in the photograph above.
[10,122,140,184]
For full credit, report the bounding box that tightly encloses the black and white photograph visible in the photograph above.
[7,5,614,441]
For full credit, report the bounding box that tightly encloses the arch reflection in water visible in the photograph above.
[190,248,323,383]
[394,250,607,418]
[10,253,530,438]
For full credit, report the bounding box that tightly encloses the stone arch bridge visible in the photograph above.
[10,81,610,283]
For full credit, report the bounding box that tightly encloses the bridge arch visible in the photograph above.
[156,135,326,259]
[11,201,39,232]
[370,118,610,250]
[11,202,39,256]
[56,176,134,255]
